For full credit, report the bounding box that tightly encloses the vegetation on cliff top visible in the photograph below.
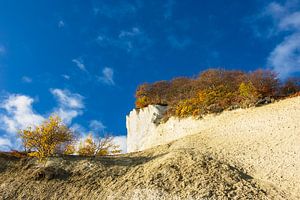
[135,69,300,119]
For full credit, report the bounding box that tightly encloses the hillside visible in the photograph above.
[1,96,300,199]
[0,142,288,200]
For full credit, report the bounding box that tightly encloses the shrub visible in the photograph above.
[134,68,299,120]
[78,134,96,156]
[18,115,75,162]
[78,134,121,156]
[64,144,76,155]
[175,98,203,118]
[249,70,279,98]
[95,135,121,156]
[135,96,151,109]
[281,78,300,96]
[238,82,260,107]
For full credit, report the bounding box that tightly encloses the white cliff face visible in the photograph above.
[126,105,167,152]
[126,97,300,153]
[126,104,210,152]
[126,97,300,197]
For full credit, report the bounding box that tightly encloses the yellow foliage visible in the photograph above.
[64,144,76,155]
[135,96,150,109]
[78,134,96,156]
[239,82,260,107]
[94,135,121,156]
[18,115,74,162]
[239,82,257,98]
[77,134,121,156]
[175,98,203,118]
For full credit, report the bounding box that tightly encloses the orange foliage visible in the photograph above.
[135,68,299,120]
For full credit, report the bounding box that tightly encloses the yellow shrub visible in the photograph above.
[175,98,203,118]
[239,82,257,98]
[135,96,150,108]
[18,115,74,162]
[78,134,96,156]
[64,144,76,155]
[239,82,259,107]
[77,134,121,156]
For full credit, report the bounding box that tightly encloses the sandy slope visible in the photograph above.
[170,96,300,199]
[0,97,299,199]
[0,144,289,200]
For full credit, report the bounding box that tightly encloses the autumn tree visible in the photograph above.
[19,115,75,162]
[280,77,300,96]
[78,134,121,156]
[95,135,122,156]
[238,82,260,107]
[78,134,96,156]
[134,68,299,120]
[249,70,279,98]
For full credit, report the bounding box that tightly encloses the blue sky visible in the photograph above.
[0,0,300,151]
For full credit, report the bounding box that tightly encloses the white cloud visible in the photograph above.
[55,108,82,125]
[96,27,152,54]
[50,89,84,109]
[72,58,87,72]
[113,135,127,153]
[21,76,32,83]
[89,120,106,133]
[50,89,84,123]
[264,0,300,78]
[0,90,124,152]
[70,123,86,135]
[0,137,12,148]
[0,45,5,55]
[62,74,70,80]
[0,94,45,134]
[58,20,65,28]
[268,33,300,78]
[98,67,115,85]
[119,27,141,38]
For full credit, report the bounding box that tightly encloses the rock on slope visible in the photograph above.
[0,143,288,200]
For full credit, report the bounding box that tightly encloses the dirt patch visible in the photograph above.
[0,146,288,200]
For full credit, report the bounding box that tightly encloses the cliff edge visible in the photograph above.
[126,96,300,198]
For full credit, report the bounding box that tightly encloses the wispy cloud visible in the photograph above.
[164,0,176,19]
[96,27,152,55]
[0,137,12,150]
[21,76,32,83]
[268,33,300,78]
[119,27,141,38]
[167,35,191,49]
[93,2,136,18]
[89,120,106,133]
[0,44,6,55]
[62,74,70,80]
[72,58,87,72]
[58,20,65,28]
[50,89,84,123]
[98,67,115,85]
[264,0,300,78]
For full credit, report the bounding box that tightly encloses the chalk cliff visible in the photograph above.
[126,96,300,197]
